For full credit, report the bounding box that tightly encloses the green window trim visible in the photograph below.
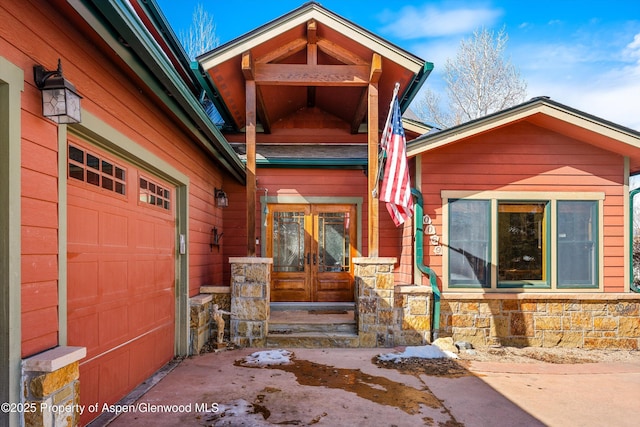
[443,191,604,291]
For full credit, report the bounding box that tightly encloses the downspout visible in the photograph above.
[629,188,640,292]
[411,188,441,340]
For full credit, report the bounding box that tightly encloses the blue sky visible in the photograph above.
[156,0,640,130]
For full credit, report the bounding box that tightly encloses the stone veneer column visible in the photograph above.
[354,257,397,347]
[22,346,86,427]
[229,257,272,347]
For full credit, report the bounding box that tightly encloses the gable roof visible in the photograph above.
[197,1,432,133]
[407,96,640,174]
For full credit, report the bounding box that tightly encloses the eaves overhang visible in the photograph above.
[407,96,640,162]
[68,0,246,183]
[198,2,426,78]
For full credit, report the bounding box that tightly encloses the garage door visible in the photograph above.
[66,139,175,425]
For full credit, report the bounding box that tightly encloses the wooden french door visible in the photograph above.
[267,204,356,302]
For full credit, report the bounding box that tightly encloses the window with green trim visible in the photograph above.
[447,197,599,290]
[498,202,548,287]
[557,201,598,288]
[449,199,490,287]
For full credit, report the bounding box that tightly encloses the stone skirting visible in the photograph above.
[22,346,86,427]
[440,294,640,349]
[354,257,432,347]
[229,257,272,347]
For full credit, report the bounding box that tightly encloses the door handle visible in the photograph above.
[306,252,310,265]
[313,253,317,265]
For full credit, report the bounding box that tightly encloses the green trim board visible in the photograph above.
[0,56,23,427]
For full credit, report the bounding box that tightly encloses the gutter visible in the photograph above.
[71,0,246,183]
[629,188,640,292]
[411,188,441,340]
[399,62,434,113]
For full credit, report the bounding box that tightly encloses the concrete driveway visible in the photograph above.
[97,347,640,427]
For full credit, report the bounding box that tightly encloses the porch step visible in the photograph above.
[267,304,358,348]
[266,332,359,348]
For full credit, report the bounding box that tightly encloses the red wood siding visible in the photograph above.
[418,121,625,291]
[223,168,397,284]
[3,0,229,360]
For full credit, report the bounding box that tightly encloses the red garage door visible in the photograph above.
[66,141,175,425]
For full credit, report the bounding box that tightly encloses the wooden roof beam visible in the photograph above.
[351,54,382,133]
[255,38,307,64]
[317,39,369,65]
[254,63,369,86]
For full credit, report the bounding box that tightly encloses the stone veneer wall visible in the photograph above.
[229,257,272,347]
[22,347,86,427]
[440,294,640,349]
[354,257,432,347]
[190,286,232,354]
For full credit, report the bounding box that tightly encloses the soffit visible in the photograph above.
[198,2,426,133]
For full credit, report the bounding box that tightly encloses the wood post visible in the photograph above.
[367,54,382,257]
[244,52,257,256]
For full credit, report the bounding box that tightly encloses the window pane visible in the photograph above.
[115,182,125,195]
[558,201,597,287]
[86,153,99,170]
[68,163,84,181]
[69,146,84,163]
[498,202,546,284]
[449,199,490,287]
[318,212,350,272]
[273,212,305,272]
[115,167,125,180]
[87,170,100,186]
[102,176,113,191]
[102,160,113,176]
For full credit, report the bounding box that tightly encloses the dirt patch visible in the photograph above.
[375,356,472,378]
[457,346,640,364]
[374,347,640,377]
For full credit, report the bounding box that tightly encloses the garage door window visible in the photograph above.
[68,144,126,195]
[139,176,171,211]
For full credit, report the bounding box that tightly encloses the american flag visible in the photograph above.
[379,96,413,226]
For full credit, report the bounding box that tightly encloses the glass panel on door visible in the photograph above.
[318,212,350,273]
[273,211,306,273]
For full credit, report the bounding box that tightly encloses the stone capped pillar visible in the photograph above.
[22,346,86,427]
[229,257,272,347]
[354,257,397,347]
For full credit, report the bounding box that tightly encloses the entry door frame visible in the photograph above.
[260,196,363,259]
[260,195,363,302]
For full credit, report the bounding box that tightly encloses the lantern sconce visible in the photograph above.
[215,188,228,207]
[33,59,82,124]
[210,227,223,251]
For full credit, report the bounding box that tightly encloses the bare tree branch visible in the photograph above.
[416,27,527,128]
[179,3,219,61]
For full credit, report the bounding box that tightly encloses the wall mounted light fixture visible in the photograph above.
[210,227,223,251]
[33,59,82,124]
[215,188,228,207]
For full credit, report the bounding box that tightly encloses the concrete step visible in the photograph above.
[266,332,360,348]
[267,305,359,348]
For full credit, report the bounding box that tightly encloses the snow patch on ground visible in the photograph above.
[242,349,293,366]
[378,345,459,362]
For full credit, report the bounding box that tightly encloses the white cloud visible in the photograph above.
[379,3,502,39]
[521,33,640,131]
